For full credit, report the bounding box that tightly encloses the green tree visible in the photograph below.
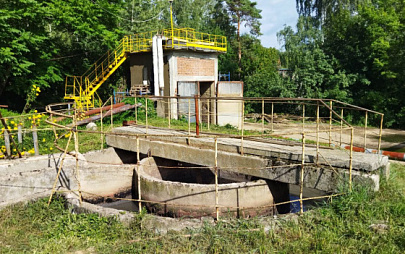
[222,0,262,75]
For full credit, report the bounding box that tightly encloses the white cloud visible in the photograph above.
[240,0,298,49]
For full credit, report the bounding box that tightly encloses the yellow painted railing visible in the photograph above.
[65,28,227,110]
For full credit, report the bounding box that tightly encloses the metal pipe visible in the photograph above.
[188,99,191,136]
[340,108,343,146]
[215,137,219,220]
[349,128,354,192]
[195,95,200,136]
[302,104,305,133]
[168,97,171,129]
[145,97,148,134]
[364,111,368,150]
[137,136,142,211]
[316,101,320,164]
[261,99,264,134]
[378,114,384,153]
[271,102,274,132]
[329,100,332,147]
[241,100,244,155]
[300,133,305,215]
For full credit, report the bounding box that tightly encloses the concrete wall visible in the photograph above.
[0,148,135,208]
[135,157,278,218]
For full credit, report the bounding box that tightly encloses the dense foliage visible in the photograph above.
[1,0,404,127]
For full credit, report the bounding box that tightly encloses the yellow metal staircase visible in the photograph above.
[64,28,227,110]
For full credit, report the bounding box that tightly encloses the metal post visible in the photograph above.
[378,114,384,153]
[329,100,332,147]
[100,104,104,150]
[33,125,39,156]
[262,99,264,134]
[145,97,148,134]
[168,97,171,129]
[214,137,219,220]
[316,101,320,164]
[110,96,113,130]
[300,133,305,214]
[207,98,210,131]
[17,124,22,144]
[4,129,10,157]
[271,102,274,133]
[137,135,142,211]
[340,108,343,146]
[241,100,244,155]
[135,96,138,124]
[349,128,354,192]
[364,111,368,150]
[302,104,305,133]
[73,110,82,203]
[195,95,200,136]
[188,99,191,136]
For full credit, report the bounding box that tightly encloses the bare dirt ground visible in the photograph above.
[243,120,405,152]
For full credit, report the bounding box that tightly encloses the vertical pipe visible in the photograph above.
[195,95,200,136]
[329,100,333,147]
[241,100,244,155]
[100,104,104,150]
[145,97,148,134]
[316,101,320,164]
[168,97,171,129]
[188,98,191,136]
[207,98,210,131]
[215,137,219,220]
[364,111,368,150]
[33,125,39,156]
[73,110,82,203]
[17,124,22,144]
[271,102,274,133]
[135,95,138,124]
[110,96,113,130]
[349,128,354,192]
[137,135,142,212]
[378,114,384,153]
[302,104,305,133]
[340,108,343,146]
[4,129,10,157]
[261,99,264,134]
[300,133,305,215]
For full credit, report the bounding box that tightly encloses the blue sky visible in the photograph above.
[242,0,299,49]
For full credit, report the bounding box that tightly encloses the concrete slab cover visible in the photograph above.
[106,126,388,192]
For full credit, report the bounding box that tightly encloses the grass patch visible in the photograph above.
[1,164,404,253]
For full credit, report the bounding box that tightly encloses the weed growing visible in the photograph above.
[1,164,404,253]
